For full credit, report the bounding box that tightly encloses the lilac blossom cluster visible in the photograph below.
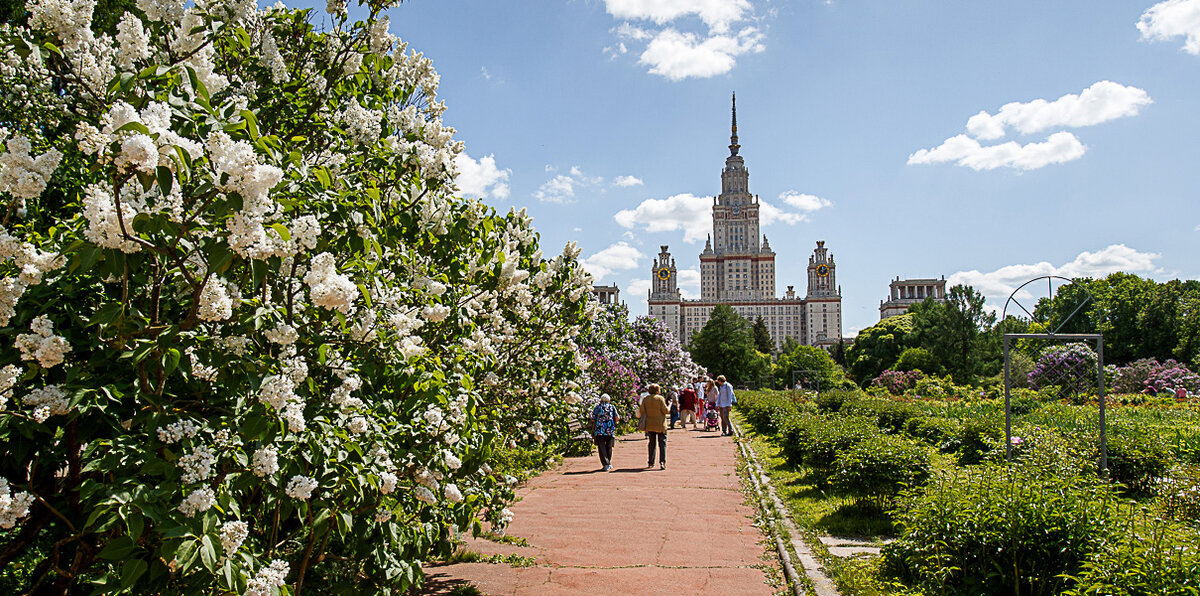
[871,369,923,395]
[1107,358,1200,395]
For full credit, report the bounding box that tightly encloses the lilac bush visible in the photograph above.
[872,369,923,395]
[1028,344,1100,393]
[1108,358,1200,395]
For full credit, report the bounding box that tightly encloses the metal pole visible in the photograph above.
[1004,335,1012,463]
[1097,337,1107,474]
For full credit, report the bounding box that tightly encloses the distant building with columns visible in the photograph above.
[591,284,621,306]
[647,95,843,350]
[880,276,947,319]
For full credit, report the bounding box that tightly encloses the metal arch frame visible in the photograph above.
[1001,276,1107,473]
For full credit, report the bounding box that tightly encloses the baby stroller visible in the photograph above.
[704,404,720,431]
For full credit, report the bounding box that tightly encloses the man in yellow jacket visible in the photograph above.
[638,384,671,469]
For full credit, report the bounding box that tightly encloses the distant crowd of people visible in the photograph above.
[587,375,736,472]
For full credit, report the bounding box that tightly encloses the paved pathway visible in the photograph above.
[418,426,778,595]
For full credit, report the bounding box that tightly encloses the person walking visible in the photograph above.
[589,394,620,471]
[638,384,670,469]
[714,375,736,436]
[678,384,698,429]
[668,387,680,429]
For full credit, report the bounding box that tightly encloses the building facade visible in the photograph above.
[879,276,947,319]
[591,284,621,306]
[648,95,843,351]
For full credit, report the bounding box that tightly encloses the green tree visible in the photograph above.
[751,315,774,354]
[845,313,915,386]
[911,285,996,383]
[687,305,762,387]
[774,344,848,391]
[892,347,942,375]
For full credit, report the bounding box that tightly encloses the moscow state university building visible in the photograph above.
[647,96,843,351]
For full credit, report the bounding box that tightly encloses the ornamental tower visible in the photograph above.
[648,246,682,334]
[805,241,842,345]
[702,93,776,302]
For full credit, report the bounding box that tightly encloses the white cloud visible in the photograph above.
[779,191,832,212]
[678,267,701,298]
[627,279,652,301]
[605,0,753,33]
[1195,224,1200,231]
[1139,0,1200,54]
[453,153,511,200]
[638,27,765,81]
[964,81,1152,140]
[534,165,603,203]
[614,175,644,187]
[908,131,1087,171]
[949,244,1162,310]
[911,81,1151,172]
[580,241,646,282]
[758,198,809,225]
[480,66,491,80]
[615,193,712,242]
[605,0,765,80]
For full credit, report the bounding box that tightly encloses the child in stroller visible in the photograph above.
[704,404,720,431]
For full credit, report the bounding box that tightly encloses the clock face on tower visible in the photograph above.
[657,267,671,281]
[816,264,830,277]
[732,205,741,215]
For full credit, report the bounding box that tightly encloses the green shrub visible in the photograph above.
[816,389,864,414]
[1155,465,1200,524]
[882,464,1125,596]
[777,411,823,466]
[831,434,931,505]
[956,417,1004,465]
[1107,431,1173,495]
[1064,518,1200,596]
[846,398,922,433]
[904,416,965,451]
[803,415,880,478]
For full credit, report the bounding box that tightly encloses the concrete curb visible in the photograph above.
[733,421,840,596]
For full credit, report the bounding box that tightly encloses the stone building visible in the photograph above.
[591,284,620,306]
[879,276,947,319]
[648,95,843,350]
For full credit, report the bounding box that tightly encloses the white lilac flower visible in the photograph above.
[347,416,368,434]
[244,559,290,596]
[413,486,436,505]
[304,253,358,314]
[379,471,397,494]
[285,475,317,499]
[265,324,298,346]
[114,12,151,69]
[219,520,248,554]
[373,509,392,523]
[281,402,306,433]
[22,385,70,419]
[261,29,288,83]
[157,419,201,443]
[443,483,463,503]
[444,452,462,471]
[498,508,514,525]
[421,304,450,323]
[0,478,36,529]
[251,445,279,477]
[177,446,216,483]
[0,134,63,200]
[198,279,234,321]
[81,185,141,253]
[15,315,71,368]
[178,486,215,517]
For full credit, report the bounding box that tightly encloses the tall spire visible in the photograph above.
[729,92,740,156]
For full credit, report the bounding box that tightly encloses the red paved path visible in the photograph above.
[418,427,778,595]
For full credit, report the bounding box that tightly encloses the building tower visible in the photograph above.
[648,245,681,333]
[701,93,776,302]
[805,241,842,345]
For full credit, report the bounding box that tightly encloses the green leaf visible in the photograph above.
[120,559,148,591]
[240,109,260,140]
[125,510,145,541]
[116,121,152,136]
[313,167,331,189]
[164,348,181,376]
[156,166,174,196]
[269,222,291,241]
[200,535,217,571]
[98,536,136,560]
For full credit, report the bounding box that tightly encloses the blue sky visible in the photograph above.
[311,0,1200,336]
